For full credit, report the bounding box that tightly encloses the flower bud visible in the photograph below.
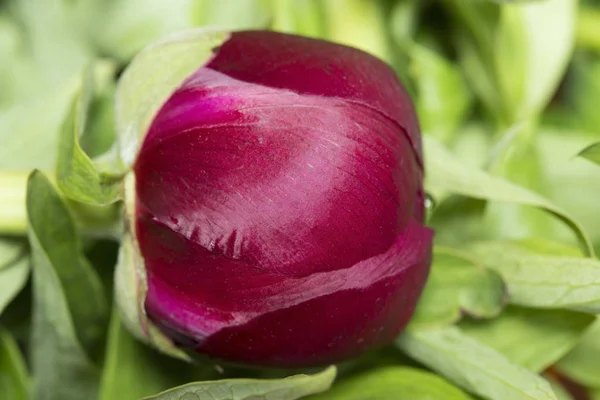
[127,31,432,367]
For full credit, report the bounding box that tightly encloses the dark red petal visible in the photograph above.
[206,31,422,166]
[135,69,419,277]
[142,218,433,367]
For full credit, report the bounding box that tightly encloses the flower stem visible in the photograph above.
[0,170,123,238]
[0,170,28,235]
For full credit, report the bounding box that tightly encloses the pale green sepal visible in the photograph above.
[114,28,229,168]
[114,173,190,361]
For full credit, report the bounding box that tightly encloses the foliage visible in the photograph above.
[2,0,600,399]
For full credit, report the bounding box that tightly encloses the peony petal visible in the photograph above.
[135,68,420,277]
[204,31,422,166]
[133,31,431,367]
[143,219,433,367]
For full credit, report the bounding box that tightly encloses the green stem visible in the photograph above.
[0,170,28,235]
[577,6,600,53]
[0,170,122,238]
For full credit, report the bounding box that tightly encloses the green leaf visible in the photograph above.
[483,125,575,258]
[578,142,600,167]
[0,76,82,170]
[568,57,600,135]
[470,240,600,313]
[410,44,473,143]
[498,0,576,120]
[424,136,594,257]
[0,237,25,267]
[397,326,557,400]
[388,0,419,86]
[493,2,528,121]
[308,366,472,400]
[28,170,108,353]
[0,239,29,315]
[537,129,600,244]
[456,33,503,120]
[26,171,101,400]
[114,28,228,167]
[445,0,506,122]
[99,307,198,400]
[0,14,36,106]
[142,366,336,400]
[557,318,600,389]
[483,123,577,248]
[80,84,117,159]
[461,307,594,372]
[0,0,95,169]
[410,247,506,329]
[390,0,419,47]
[447,0,575,125]
[56,64,124,205]
[0,327,29,400]
[12,0,92,91]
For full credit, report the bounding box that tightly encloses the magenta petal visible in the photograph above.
[206,31,422,166]
[135,69,420,277]
[142,218,433,367]
[133,30,432,367]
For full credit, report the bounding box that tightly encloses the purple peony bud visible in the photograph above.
[132,31,433,367]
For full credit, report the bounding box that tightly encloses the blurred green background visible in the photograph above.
[3,1,600,400]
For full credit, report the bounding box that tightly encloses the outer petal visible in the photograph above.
[142,218,433,367]
[135,69,420,277]
[206,31,423,166]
